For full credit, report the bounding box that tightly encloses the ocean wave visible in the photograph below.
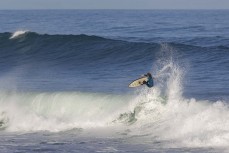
[0,91,131,132]
[0,52,228,149]
[0,31,159,69]
[0,31,228,94]
[1,31,228,66]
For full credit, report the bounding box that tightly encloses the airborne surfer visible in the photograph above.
[142,72,154,88]
[128,72,155,88]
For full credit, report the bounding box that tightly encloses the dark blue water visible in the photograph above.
[0,10,229,152]
[1,10,229,100]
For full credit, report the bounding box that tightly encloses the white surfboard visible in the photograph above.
[128,76,148,88]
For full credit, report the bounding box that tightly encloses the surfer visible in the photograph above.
[128,72,155,88]
[142,72,154,88]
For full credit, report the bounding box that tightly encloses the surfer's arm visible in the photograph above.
[142,80,147,84]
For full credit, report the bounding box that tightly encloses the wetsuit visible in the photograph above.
[146,75,154,88]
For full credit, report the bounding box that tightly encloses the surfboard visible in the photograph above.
[129,76,148,88]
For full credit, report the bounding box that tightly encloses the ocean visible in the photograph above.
[0,10,229,152]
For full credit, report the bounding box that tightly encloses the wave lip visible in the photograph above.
[0,91,130,132]
[9,30,29,39]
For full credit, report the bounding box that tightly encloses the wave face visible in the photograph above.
[0,31,161,92]
[0,31,229,99]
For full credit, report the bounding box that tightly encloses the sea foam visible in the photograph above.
[10,30,29,39]
[121,44,229,148]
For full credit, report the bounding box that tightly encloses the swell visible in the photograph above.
[0,31,229,94]
[1,31,229,68]
[0,31,159,69]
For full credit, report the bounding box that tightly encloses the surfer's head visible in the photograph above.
[147,72,152,77]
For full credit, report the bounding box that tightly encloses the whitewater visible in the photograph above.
[0,10,229,152]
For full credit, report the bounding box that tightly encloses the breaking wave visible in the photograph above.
[0,42,228,149]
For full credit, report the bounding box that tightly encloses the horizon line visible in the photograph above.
[1,8,229,11]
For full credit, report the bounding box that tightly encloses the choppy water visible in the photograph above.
[0,10,229,152]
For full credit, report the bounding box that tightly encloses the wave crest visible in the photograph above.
[9,30,29,39]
